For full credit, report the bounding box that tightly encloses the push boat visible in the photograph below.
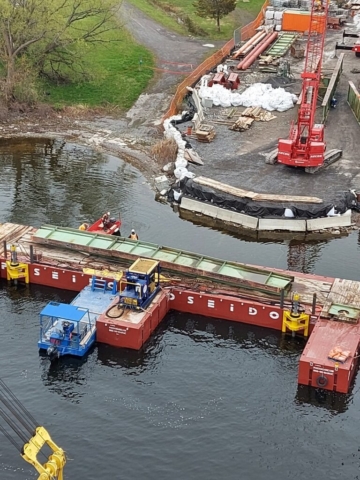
[38,277,117,359]
[2,222,360,393]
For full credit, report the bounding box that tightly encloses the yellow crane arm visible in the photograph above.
[21,426,66,480]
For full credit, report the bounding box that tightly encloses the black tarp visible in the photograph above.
[176,178,356,219]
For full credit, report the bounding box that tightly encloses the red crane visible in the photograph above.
[276,0,342,173]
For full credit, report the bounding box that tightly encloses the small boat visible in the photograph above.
[79,212,121,236]
[38,278,118,360]
[38,302,96,360]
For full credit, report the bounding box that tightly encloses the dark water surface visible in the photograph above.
[0,138,359,479]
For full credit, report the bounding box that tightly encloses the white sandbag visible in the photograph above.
[284,208,295,218]
[198,81,298,112]
[173,190,182,202]
[174,167,188,180]
[184,171,196,179]
[175,156,188,168]
[163,162,173,172]
[327,206,340,217]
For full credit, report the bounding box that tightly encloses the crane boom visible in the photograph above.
[0,378,66,479]
[277,0,338,172]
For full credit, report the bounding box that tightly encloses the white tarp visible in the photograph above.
[199,81,298,112]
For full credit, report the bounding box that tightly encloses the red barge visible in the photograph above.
[1,222,360,394]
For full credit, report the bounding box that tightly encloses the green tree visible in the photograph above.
[0,0,120,102]
[193,0,237,32]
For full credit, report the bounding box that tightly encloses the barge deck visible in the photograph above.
[1,222,360,393]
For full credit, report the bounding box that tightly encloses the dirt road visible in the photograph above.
[119,2,226,94]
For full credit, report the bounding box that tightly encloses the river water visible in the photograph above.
[0,138,359,479]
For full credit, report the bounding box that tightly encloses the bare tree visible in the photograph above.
[0,0,120,102]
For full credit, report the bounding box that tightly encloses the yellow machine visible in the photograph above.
[0,378,66,479]
[6,244,29,284]
[22,426,66,480]
[282,292,310,337]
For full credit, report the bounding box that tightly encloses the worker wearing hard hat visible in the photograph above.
[102,212,110,229]
[129,229,139,240]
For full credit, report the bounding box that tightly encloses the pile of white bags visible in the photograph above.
[198,81,298,112]
[163,114,196,181]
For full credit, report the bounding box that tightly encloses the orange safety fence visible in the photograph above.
[241,0,270,41]
[162,38,234,121]
[162,0,269,121]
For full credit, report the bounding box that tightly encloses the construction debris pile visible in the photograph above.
[211,107,277,132]
[198,81,298,111]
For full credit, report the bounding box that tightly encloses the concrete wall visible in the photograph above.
[179,197,352,233]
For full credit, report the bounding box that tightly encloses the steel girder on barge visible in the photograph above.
[32,225,293,295]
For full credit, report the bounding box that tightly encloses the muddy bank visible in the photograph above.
[0,101,167,179]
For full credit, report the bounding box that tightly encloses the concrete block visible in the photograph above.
[215,209,233,222]
[179,197,204,214]
[200,203,219,217]
[306,211,352,231]
[217,209,258,229]
[180,197,219,218]
[258,218,307,232]
[179,198,258,229]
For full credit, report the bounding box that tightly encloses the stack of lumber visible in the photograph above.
[195,124,216,143]
[242,106,277,122]
[229,116,254,132]
[259,55,279,65]
[259,54,280,72]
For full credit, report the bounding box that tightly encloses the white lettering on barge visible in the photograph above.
[169,293,280,319]
[109,326,127,335]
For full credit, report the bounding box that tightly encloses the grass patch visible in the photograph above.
[42,23,154,109]
[238,0,268,15]
[125,0,189,35]
[127,0,265,39]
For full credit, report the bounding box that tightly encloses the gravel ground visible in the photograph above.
[179,30,360,206]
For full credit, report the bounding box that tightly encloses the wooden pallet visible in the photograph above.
[195,125,216,143]
[321,278,360,323]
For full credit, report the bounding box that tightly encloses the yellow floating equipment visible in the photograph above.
[6,244,29,284]
[282,292,310,337]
